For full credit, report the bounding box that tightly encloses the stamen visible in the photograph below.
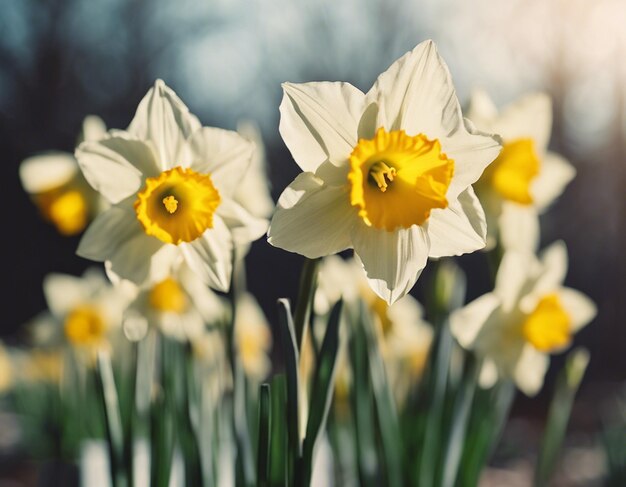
[162,195,179,214]
[368,161,396,192]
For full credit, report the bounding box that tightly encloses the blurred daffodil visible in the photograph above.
[75,80,268,290]
[19,116,107,235]
[450,242,596,396]
[234,293,272,381]
[126,262,227,342]
[30,268,134,362]
[0,341,14,393]
[468,91,576,251]
[269,40,501,304]
[317,256,433,403]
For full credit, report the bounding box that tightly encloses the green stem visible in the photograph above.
[293,258,321,349]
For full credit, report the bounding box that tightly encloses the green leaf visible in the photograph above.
[257,383,272,487]
[95,352,126,487]
[301,299,343,486]
[277,298,303,460]
[293,258,321,348]
[360,301,403,487]
[268,375,288,486]
[534,347,590,487]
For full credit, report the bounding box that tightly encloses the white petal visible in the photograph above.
[368,40,460,136]
[532,240,568,297]
[466,89,499,124]
[495,93,552,152]
[181,216,233,292]
[427,186,487,258]
[443,118,502,200]
[76,132,160,204]
[450,293,500,348]
[127,80,201,169]
[352,224,429,304]
[77,203,143,262]
[532,152,576,213]
[268,173,354,258]
[216,199,268,246]
[279,81,365,171]
[495,250,535,312]
[513,344,549,397]
[81,115,107,142]
[478,359,499,389]
[20,152,77,193]
[559,288,597,332]
[43,273,88,317]
[235,121,275,219]
[179,264,227,324]
[498,202,540,253]
[106,234,174,286]
[186,127,253,197]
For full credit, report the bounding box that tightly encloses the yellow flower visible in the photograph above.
[234,293,272,381]
[19,117,107,236]
[269,40,501,304]
[450,242,596,396]
[468,90,576,252]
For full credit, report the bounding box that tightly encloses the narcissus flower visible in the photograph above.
[126,262,227,342]
[19,116,107,235]
[468,91,576,251]
[76,80,268,290]
[268,40,501,304]
[449,242,596,396]
[30,268,134,361]
[234,293,272,381]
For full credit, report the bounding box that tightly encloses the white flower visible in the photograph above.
[19,116,107,235]
[76,80,268,290]
[450,242,596,396]
[467,90,576,251]
[31,268,134,360]
[125,262,227,342]
[234,293,272,381]
[268,40,501,304]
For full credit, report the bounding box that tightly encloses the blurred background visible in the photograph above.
[1,0,625,483]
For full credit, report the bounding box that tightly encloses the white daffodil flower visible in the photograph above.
[75,80,268,290]
[467,90,576,251]
[125,262,228,342]
[450,242,596,396]
[30,268,135,362]
[268,40,501,304]
[19,116,107,235]
[234,293,272,381]
[317,256,433,404]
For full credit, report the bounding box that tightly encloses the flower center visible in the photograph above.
[481,138,540,205]
[64,305,107,346]
[348,128,454,231]
[36,188,89,236]
[162,195,179,214]
[135,167,221,244]
[522,293,572,352]
[149,278,188,313]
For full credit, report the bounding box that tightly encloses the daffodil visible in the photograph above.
[450,242,596,396]
[0,341,13,393]
[268,40,501,304]
[468,90,576,251]
[234,293,272,381]
[75,80,268,290]
[317,256,432,403]
[30,268,134,361]
[19,116,107,235]
[126,262,227,342]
